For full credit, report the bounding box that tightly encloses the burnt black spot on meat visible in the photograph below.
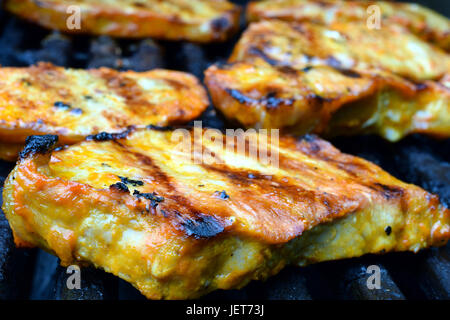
[181,214,225,239]
[118,176,144,187]
[21,78,32,86]
[298,134,321,153]
[300,134,319,143]
[71,108,83,115]
[415,83,428,91]
[214,190,230,200]
[54,101,72,110]
[146,124,175,132]
[264,92,294,108]
[110,182,130,193]
[307,93,333,105]
[301,66,313,73]
[226,88,254,104]
[226,89,293,109]
[133,190,164,208]
[248,47,282,66]
[19,135,58,160]
[372,183,404,200]
[277,65,299,76]
[54,102,83,115]
[211,17,230,33]
[385,226,392,236]
[86,127,134,142]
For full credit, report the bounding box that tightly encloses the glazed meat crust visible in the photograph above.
[205,20,450,141]
[0,62,208,160]
[4,0,241,42]
[230,20,450,82]
[3,127,449,299]
[247,0,450,51]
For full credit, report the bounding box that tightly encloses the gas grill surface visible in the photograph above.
[0,0,449,300]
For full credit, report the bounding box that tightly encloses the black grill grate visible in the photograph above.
[0,0,449,300]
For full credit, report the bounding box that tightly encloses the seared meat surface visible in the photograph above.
[4,0,241,42]
[205,20,450,141]
[3,127,449,299]
[247,0,450,51]
[0,62,208,160]
[230,20,450,82]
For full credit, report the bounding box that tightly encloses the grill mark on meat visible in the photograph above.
[117,144,228,239]
[201,161,357,231]
[370,183,404,200]
[96,69,157,116]
[164,78,189,91]
[292,137,406,201]
[248,46,283,66]
[337,69,362,78]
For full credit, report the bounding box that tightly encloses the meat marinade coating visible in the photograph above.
[247,0,450,51]
[205,20,450,141]
[0,62,208,160]
[4,0,241,42]
[3,127,449,299]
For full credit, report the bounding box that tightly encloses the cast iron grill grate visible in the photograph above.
[0,0,448,300]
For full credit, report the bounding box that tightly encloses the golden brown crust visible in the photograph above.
[247,0,450,51]
[205,59,450,141]
[3,127,449,298]
[230,20,450,82]
[4,0,241,42]
[0,62,208,160]
[205,20,450,141]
